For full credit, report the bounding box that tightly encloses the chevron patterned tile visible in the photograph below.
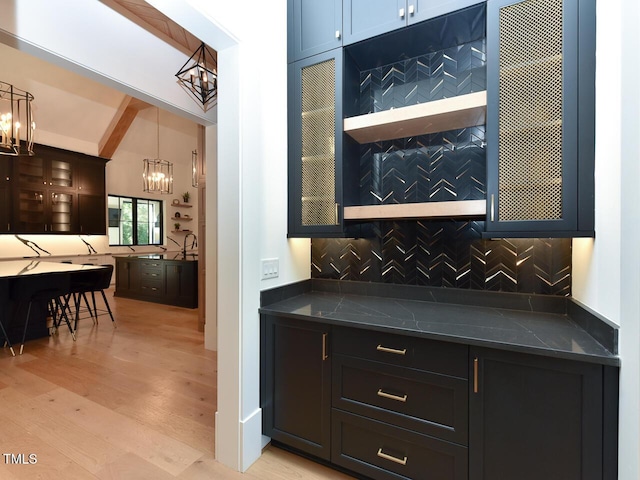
[311,224,571,296]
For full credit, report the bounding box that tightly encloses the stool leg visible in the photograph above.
[101,290,116,327]
[20,301,33,355]
[0,316,15,357]
[56,298,76,341]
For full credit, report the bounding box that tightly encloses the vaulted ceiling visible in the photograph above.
[1,0,216,158]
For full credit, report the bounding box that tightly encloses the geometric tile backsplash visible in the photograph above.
[358,126,487,205]
[359,39,487,115]
[311,223,572,297]
[313,38,571,296]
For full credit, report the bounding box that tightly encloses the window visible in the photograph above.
[108,195,163,246]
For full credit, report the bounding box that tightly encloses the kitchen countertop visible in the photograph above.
[259,280,619,367]
[113,252,198,261]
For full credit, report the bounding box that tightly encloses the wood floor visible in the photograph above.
[0,289,353,479]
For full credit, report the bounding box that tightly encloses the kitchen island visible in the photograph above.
[114,253,198,308]
[259,279,619,480]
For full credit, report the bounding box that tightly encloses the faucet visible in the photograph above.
[183,233,197,256]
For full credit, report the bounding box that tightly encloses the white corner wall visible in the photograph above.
[571,1,640,479]
[148,0,310,472]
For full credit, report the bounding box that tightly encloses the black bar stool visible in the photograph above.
[11,273,75,354]
[87,265,116,327]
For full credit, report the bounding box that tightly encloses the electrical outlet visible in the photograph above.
[261,258,279,280]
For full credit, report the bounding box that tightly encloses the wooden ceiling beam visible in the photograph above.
[98,95,151,159]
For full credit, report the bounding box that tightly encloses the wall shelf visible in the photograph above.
[171,202,192,208]
[171,217,193,221]
[344,91,487,144]
[343,199,486,220]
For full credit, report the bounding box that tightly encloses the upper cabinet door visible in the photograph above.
[343,0,405,46]
[410,0,486,24]
[288,49,344,238]
[289,0,342,63]
[484,0,595,237]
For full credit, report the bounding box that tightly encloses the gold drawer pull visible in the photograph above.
[377,448,407,466]
[376,345,407,355]
[377,389,407,403]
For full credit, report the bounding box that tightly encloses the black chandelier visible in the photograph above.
[175,42,217,111]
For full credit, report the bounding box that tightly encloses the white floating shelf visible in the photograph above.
[343,200,486,221]
[344,91,487,144]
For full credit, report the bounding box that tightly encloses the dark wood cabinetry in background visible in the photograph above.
[2,144,108,234]
[0,160,12,233]
[261,314,617,480]
[115,256,198,308]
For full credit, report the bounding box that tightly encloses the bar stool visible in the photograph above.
[0,280,15,356]
[87,265,116,327]
[11,273,75,354]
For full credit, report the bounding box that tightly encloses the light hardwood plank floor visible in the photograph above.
[0,289,353,479]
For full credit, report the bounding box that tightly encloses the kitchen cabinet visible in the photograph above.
[164,261,198,308]
[288,48,345,237]
[288,0,342,63]
[261,314,331,460]
[8,144,108,235]
[331,326,469,480]
[78,194,106,235]
[0,159,12,232]
[484,0,595,237]
[469,347,610,480]
[115,257,140,293]
[343,0,483,45]
[114,255,198,308]
[262,314,617,480]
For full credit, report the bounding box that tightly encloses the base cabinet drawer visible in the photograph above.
[333,354,468,444]
[333,326,468,378]
[332,409,468,480]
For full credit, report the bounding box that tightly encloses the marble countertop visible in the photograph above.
[260,287,619,367]
[0,259,106,279]
[113,252,198,262]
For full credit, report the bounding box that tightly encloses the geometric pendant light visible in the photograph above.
[175,42,217,111]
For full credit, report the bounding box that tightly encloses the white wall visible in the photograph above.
[147,0,311,471]
[571,1,640,479]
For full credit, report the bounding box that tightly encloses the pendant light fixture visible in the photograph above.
[191,149,198,187]
[175,42,217,111]
[0,81,35,156]
[143,108,173,194]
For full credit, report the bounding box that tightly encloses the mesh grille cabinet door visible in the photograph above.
[289,49,344,237]
[485,0,594,237]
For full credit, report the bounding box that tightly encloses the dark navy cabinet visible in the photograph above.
[288,0,342,63]
[470,347,614,480]
[343,0,485,45]
[261,315,332,460]
[288,49,344,237]
[484,0,595,237]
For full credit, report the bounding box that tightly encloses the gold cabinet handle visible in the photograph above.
[322,333,328,361]
[376,345,407,355]
[490,194,495,222]
[377,389,407,403]
[377,448,407,466]
[474,357,479,393]
[334,203,339,225]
